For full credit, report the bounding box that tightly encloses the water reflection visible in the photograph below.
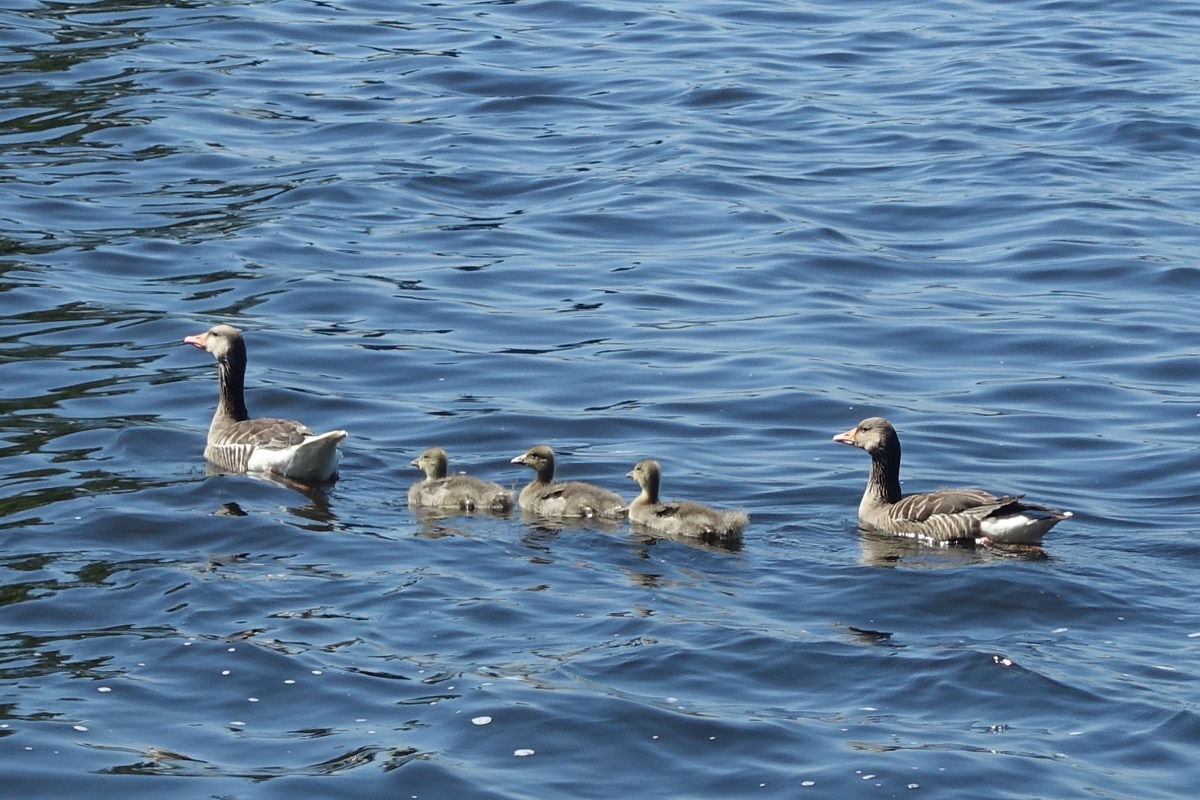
[0,621,172,680]
[95,743,427,778]
[855,529,1051,568]
[0,553,169,608]
[198,550,251,573]
[836,623,902,648]
[409,502,512,521]
[628,523,744,554]
[203,468,339,527]
[212,501,247,517]
[407,503,516,540]
[515,511,624,536]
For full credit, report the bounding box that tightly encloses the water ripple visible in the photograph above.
[3,0,1200,797]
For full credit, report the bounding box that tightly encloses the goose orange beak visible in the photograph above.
[184,332,209,348]
[832,427,856,445]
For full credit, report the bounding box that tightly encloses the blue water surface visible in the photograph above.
[2,0,1200,797]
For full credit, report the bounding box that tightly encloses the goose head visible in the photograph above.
[511,445,556,482]
[412,447,449,480]
[184,324,246,366]
[626,458,662,502]
[833,417,900,459]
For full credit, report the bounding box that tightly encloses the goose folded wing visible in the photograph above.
[215,418,315,450]
[537,484,571,501]
[538,481,605,500]
[890,489,1023,522]
[651,501,684,518]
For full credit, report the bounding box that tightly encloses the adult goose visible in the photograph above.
[409,447,513,512]
[833,417,1071,545]
[626,459,749,543]
[184,324,346,483]
[510,445,626,519]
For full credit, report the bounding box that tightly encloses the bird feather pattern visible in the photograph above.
[185,325,345,483]
[834,417,1070,545]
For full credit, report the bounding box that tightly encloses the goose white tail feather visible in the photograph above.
[246,429,346,482]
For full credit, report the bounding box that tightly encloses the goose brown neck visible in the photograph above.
[868,446,902,505]
[215,347,250,424]
[640,468,661,504]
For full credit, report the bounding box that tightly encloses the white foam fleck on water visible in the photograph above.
[73,725,87,732]
[801,781,815,787]
[97,687,111,693]
[472,716,492,725]
[513,748,534,757]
